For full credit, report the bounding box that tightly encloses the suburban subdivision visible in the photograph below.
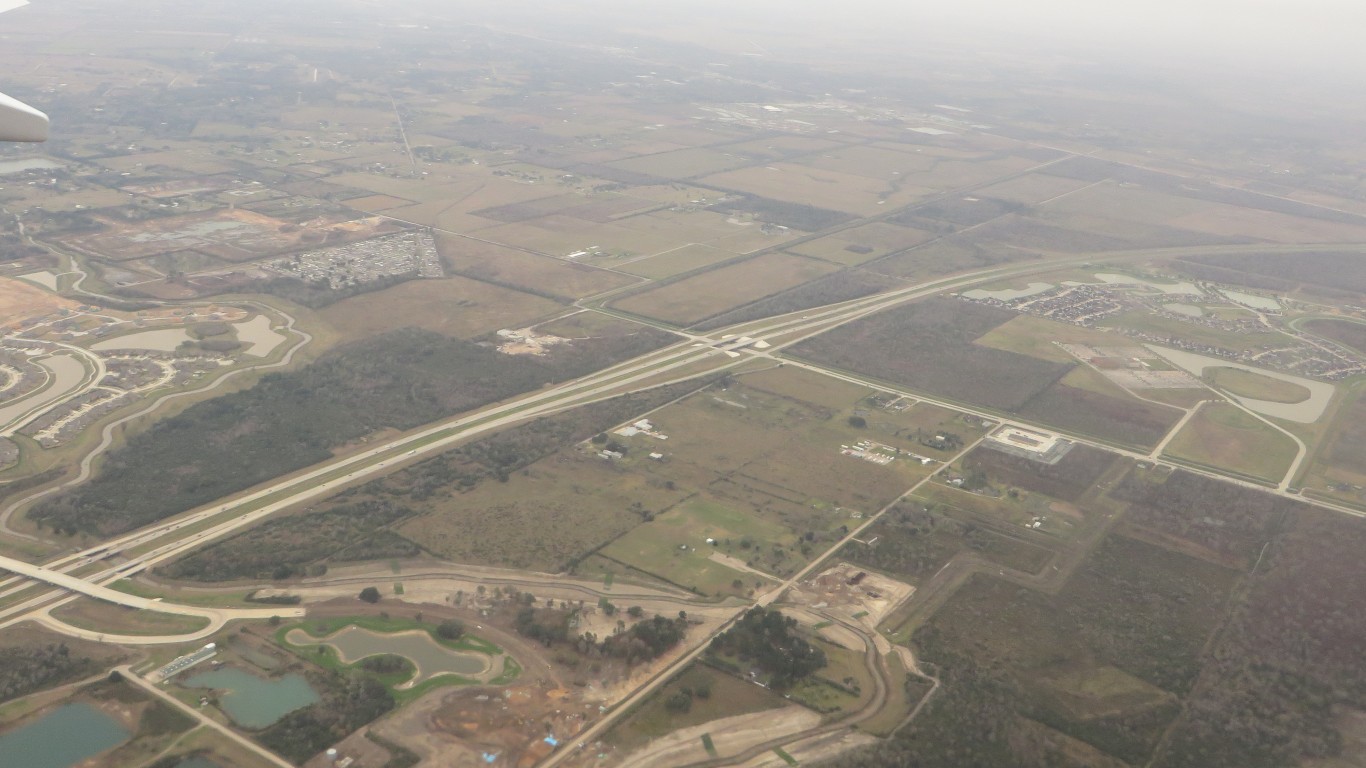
[1,2,1365,768]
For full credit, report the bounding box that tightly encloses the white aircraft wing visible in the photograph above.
[1,0,47,141]
[0,91,48,142]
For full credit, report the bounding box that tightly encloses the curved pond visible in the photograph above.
[1145,344,1334,423]
[0,702,130,768]
[287,626,489,686]
[92,328,192,353]
[181,667,318,729]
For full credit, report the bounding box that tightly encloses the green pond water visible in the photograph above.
[182,667,318,729]
[0,702,130,768]
[170,758,221,768]
[290,626,488,684]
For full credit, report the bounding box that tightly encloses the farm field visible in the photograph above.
[599,497,785,594]
[1163,402,1297,483]
[1302,317,1366,354]
[1302,390,1366,507]
[317,276,564,340]
[617,244,741,279]
[785,222,935,266]
[1203,366,1310,403]
[434,234,638,300]
[611,252,838,326]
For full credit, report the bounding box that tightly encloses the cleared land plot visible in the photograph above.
[786,222,935,266]
[604,664,788,752]
[62,209,359,263]
[618,244,741,279]
[1204,366,1309,404]
[1164,402,1296,483]
[913,534,1240,764]
[974,313,1133,363]
[600,497,785,594]
[435,234,636,300]
[791,297,1073,412]
[318,277,563,340]
[611,252,837,326]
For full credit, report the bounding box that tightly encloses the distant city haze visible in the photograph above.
[482,0,1366,80]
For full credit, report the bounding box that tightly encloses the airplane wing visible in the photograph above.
[0,91,48,142]
[1,0,47,141]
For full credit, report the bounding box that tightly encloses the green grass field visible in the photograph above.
[600,497,784,594]
[1164,402,1298,484]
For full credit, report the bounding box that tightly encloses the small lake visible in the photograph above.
[0,702,130,768]
[235,315,287,357]
[1220,289,1281,311]
[1163,302,1204,318]
[1145,344,1334,424]
[287,626,489,685]
[1093,273,1202,295]
[181,668,318,729]
[962,282,1054,302]
[168,758,221,768]
[0,352,87,431]
[92,327,192,353]
[0,157,63,175]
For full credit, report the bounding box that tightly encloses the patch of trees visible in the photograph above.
[358,655,407,675]
[0,643,100,705]
[596,615,688,663]
[359,586,381,603]
[829,650,1040,768]
[30,328,678,536]
[258,674,394,763]
[514,605,688,664]
[249,272,417,309]
[844,504,1053,581]
[960,444,1118,504]
[1111,468,1293,568]
[1017,383,1180,449]
[1153,510,1366,768]
[160,500,415,582]
[1181,250,1366,295]
[707,194,855,232]
[708,607,825,689]
[160,378,707,580]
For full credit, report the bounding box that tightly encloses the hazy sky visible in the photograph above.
[523,0,1366,80]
